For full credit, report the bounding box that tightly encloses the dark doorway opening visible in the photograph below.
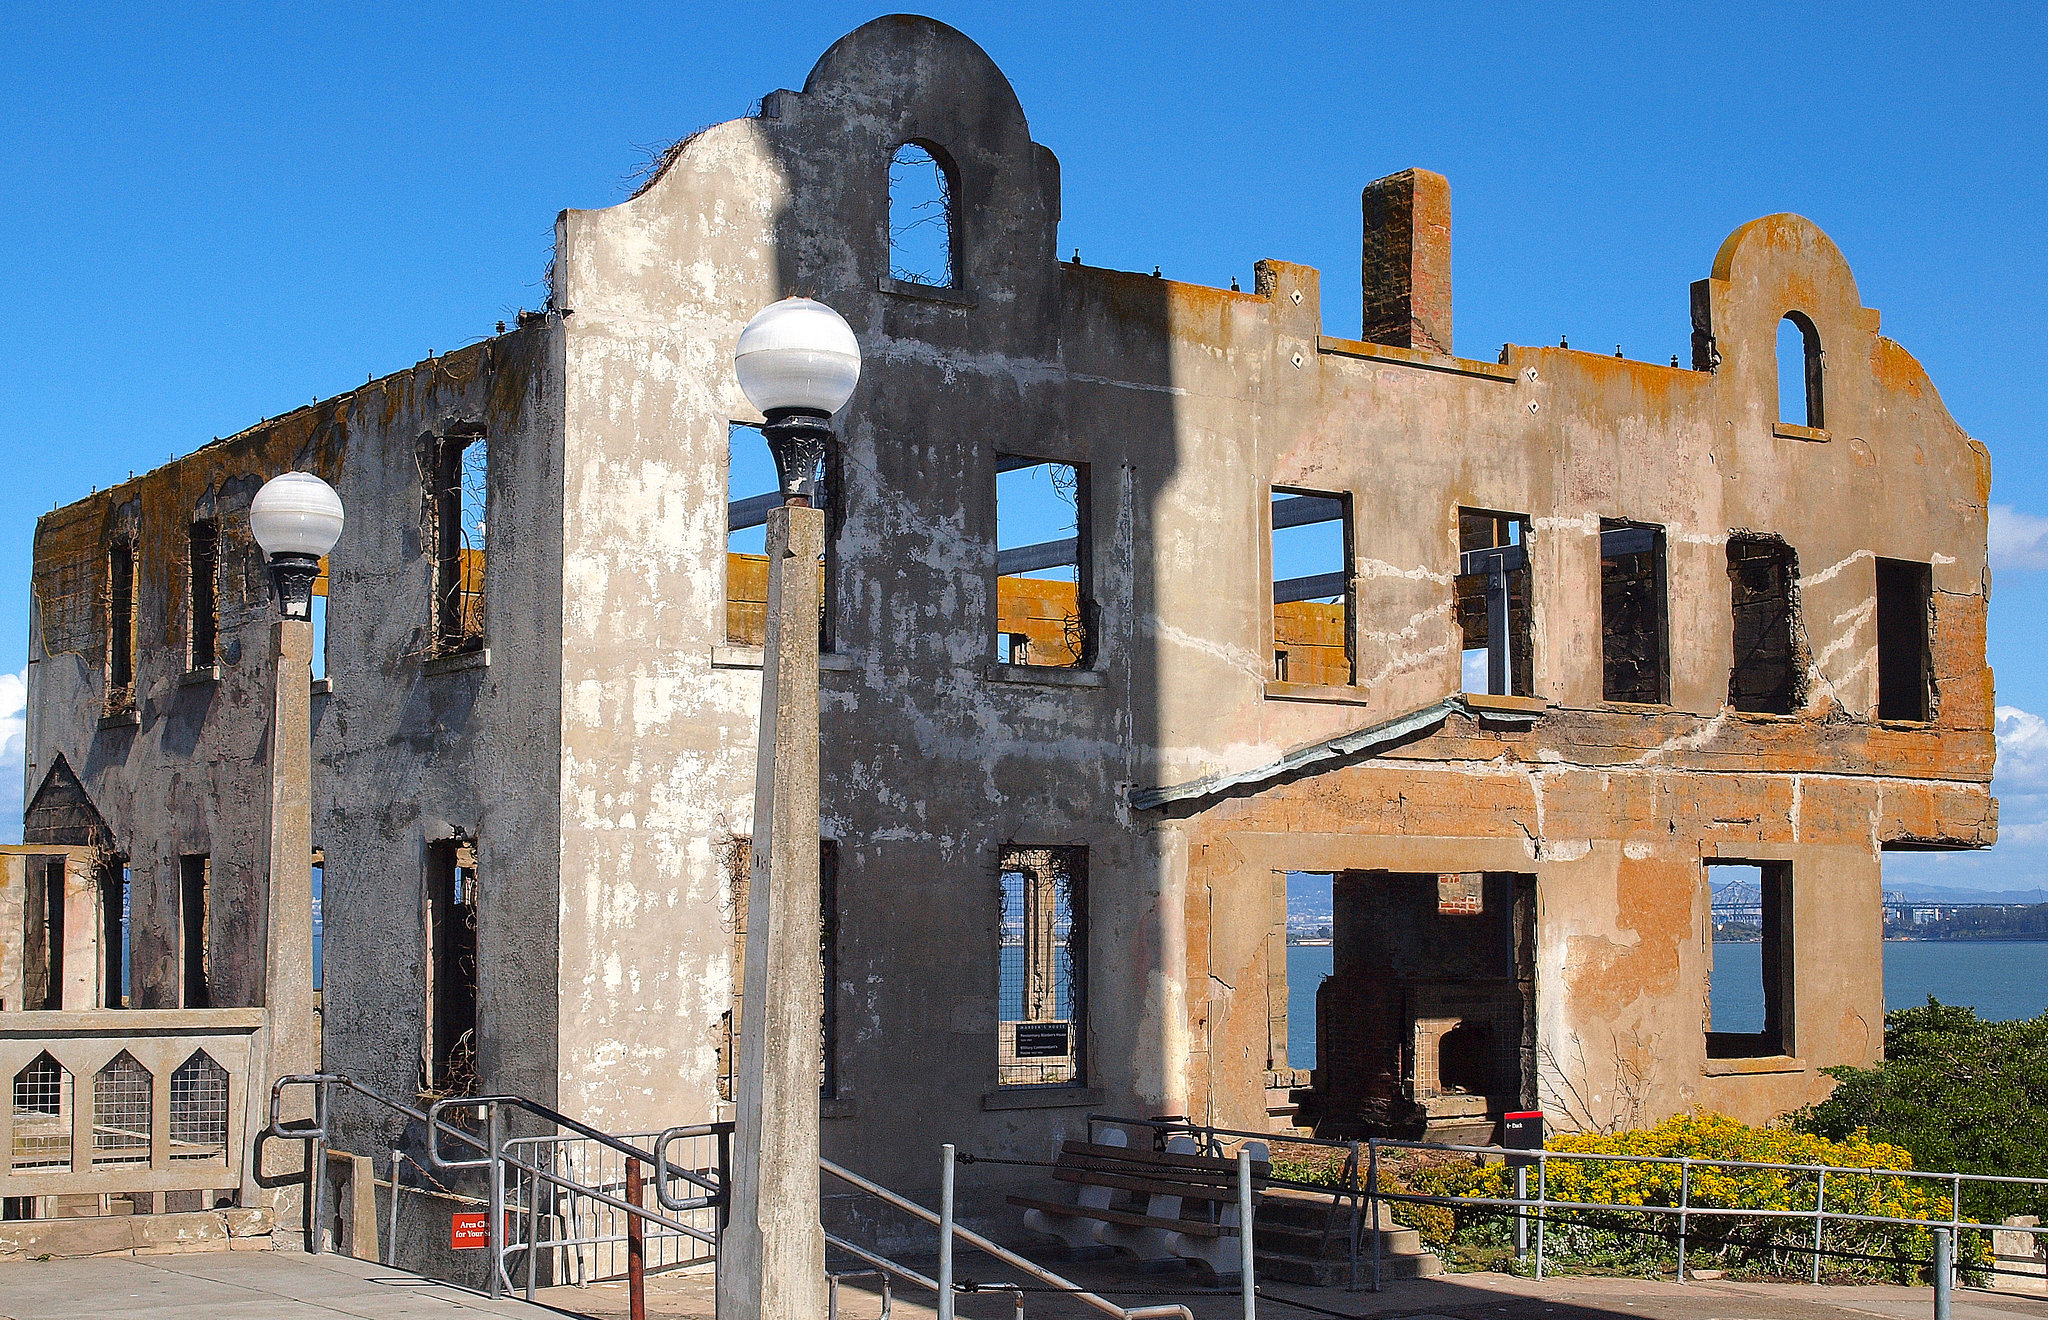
[424,840,479,1095]
[1294,870,1535,1140]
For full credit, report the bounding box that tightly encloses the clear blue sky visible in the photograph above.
[5,3,2044,886]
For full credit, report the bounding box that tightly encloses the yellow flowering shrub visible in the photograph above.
[1402,1113,1970,1282]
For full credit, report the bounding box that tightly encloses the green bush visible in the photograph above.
[1796,998,2048,1227]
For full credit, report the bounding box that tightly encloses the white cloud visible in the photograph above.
[1988,505,2048,571]
[0,668,22,846]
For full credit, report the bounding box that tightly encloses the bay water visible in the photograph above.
[1283,940,2048,1073]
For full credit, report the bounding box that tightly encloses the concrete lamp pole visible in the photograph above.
[718,298,861,1320]
[249,471,344,1247]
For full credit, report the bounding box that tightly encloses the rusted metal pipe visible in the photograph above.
[627,1157,646,1320]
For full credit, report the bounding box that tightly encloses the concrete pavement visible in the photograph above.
[0,1249,557,1319]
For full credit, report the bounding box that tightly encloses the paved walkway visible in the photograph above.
[0,1250,556,1319]
[532,1260,2048,1320]
[5,1250,2044,1320]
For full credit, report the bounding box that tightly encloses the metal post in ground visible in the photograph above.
[309,1079,330,1255]
[1533,1155,1546,1281]
[386,1147,401,1267]
[527,1158,541,1301]
[487,1105,505,1299]
[1677,1159,1690,1282]
[1346,1140,1362,1293]
[1811,1170,1826,1285]
[1238,1148,1256,1320]
[938,1144,957,1320]
[1515,1165,1528,1262]
[1367,1140,1382,1293]
[1933,1227,1952,1320]
[628,1158,647,1320]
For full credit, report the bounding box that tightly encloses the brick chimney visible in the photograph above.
[1360,169,1452,356]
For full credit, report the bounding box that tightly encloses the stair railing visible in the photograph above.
[264,1073,726,1302]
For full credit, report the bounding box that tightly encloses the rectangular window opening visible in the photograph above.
[189,521,219,670]
[22,857,65,1012]
[995,457,1090,669]
[424,840,480,1096]
[1457,510,1531,696]
[1875,558,1933,722]
[717,837,841,1102]
[311,851,324,995]
[1600,519,1668,704]
[1706,861,1792,1059]
[108,539,136,708]
[1273,489,1352,686]
[997,846,1086,1088]
[1276,871,1333,1074]
[179,855,209,1010]
[726,423,831,650]
[100,860,130,1009]
[1728,536,1801,714]
[433,435,487,654]
[310,559,329,682]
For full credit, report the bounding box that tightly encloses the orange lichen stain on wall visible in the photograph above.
[1274,599,1347,685]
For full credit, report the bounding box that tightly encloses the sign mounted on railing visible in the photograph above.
[1502,1110,1543,1167]
[451,1211,508,1250]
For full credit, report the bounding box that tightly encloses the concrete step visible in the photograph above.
[1254,1220,1425,1259]
[1256,1189,1401,1232]
[1256,1247,1444,1286]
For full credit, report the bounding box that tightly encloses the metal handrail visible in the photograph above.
[1359,1135,2048,1292]
[822,1153,1195,1320]
[266,1074,728,1301]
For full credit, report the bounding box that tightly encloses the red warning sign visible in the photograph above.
[451,1211,493,1249]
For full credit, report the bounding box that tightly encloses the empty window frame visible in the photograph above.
[168,1050,229,1163]
[93,1053,151,1166]
[888,141,957,288]
[1272,489,1352,686]
[431,433,487,654]
[1875,558,1933,722]
[22,857,64,1011]
[311,851,324,995]
[424,840,480,1096]
[1705,861,1793,1059]
[996,846,1086,1088]
[310,559,329,683]
[189,520,219,670]
[1599,520,1669,704]
[995,458,1090,669]
[1456,510,1532,696]
[180,854,209,1009]
[717,837,841,1102]
[108,538,136,708]
[726,423,832,649]
[1727,536,1802,714]
[11,1054,72,1171]
[1777,313,1824,429]
[101,859,130,1009]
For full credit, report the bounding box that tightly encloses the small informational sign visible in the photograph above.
[1014,1021,1071,1059]
[1501,1110,1544,1167]
[451,1211,494,1250]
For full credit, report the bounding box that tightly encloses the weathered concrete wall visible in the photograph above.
[25,327,566,1195]
[22,13,1994,1248]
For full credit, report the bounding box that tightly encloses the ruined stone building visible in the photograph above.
[14,14,1995,1235]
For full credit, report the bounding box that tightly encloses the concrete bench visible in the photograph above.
[1010,1134,1269,1279]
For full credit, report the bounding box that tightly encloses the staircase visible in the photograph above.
[1254,1188,1443,1286]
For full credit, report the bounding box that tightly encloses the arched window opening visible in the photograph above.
[12,1054,73,1170]
[93,1052,152,1165]
[169,1050,229,1163]
[889,142,955,288]
[1777,313,1823,429]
